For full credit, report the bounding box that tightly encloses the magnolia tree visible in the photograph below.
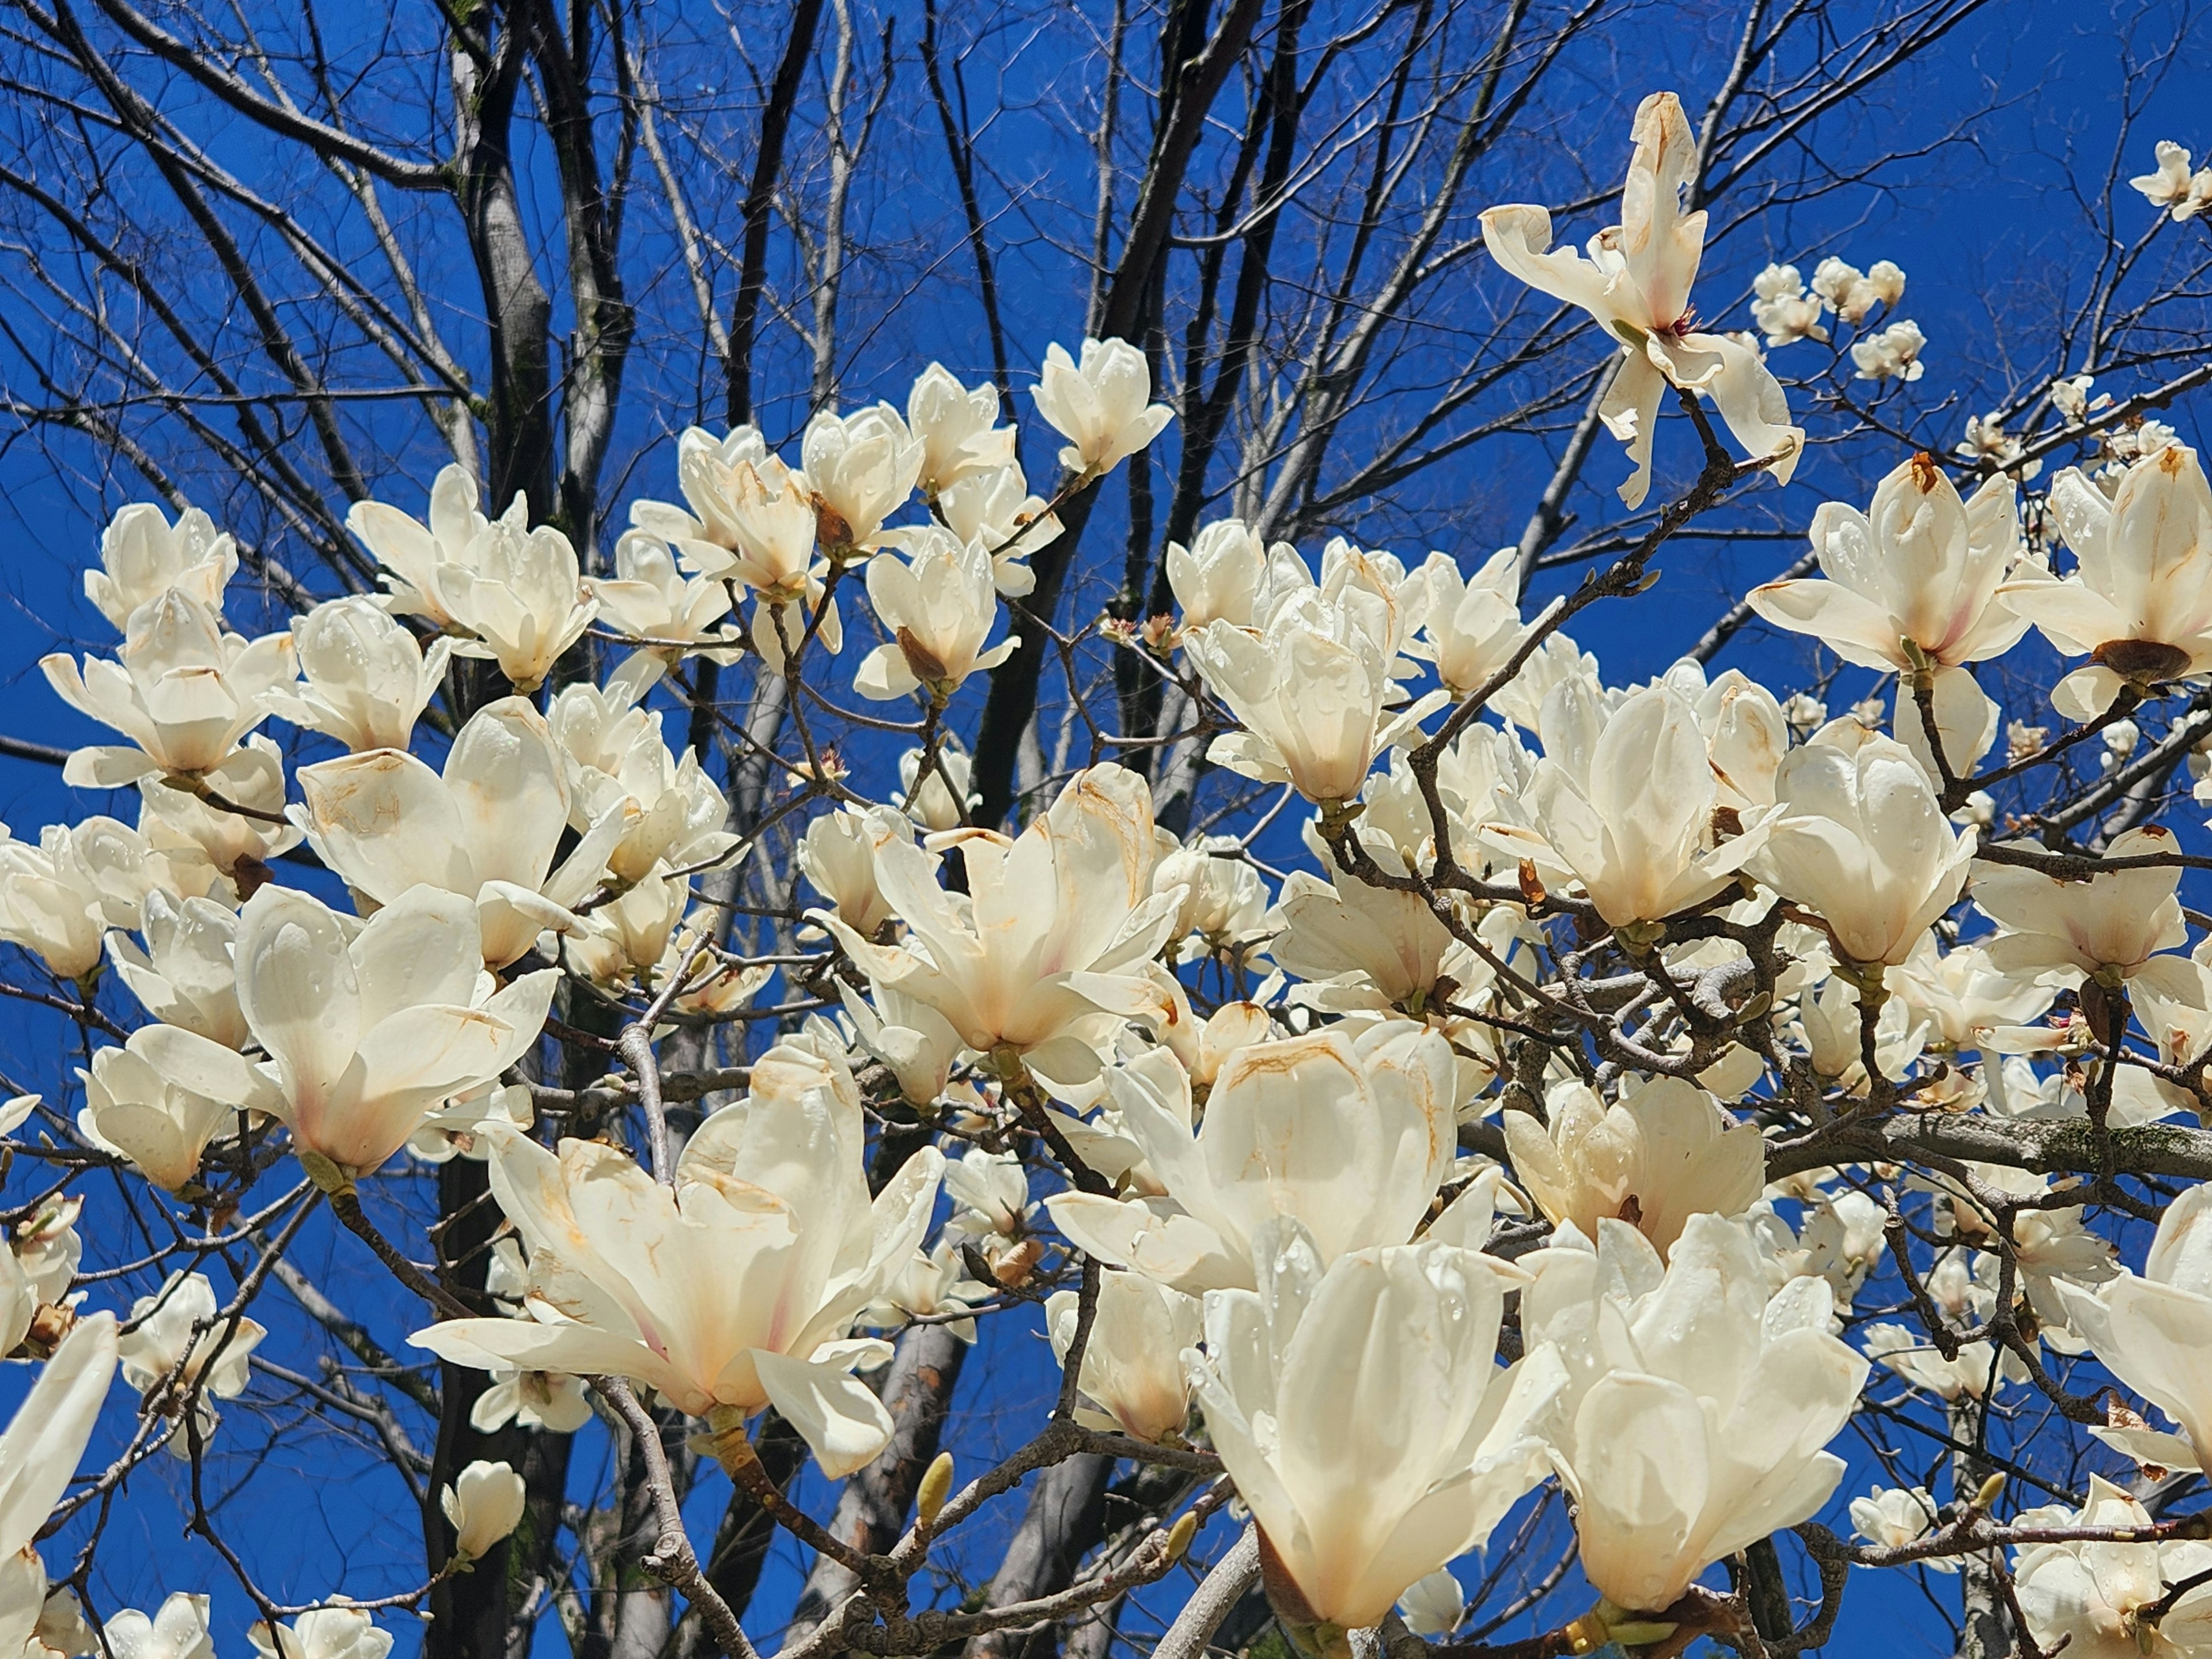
[13,47,2212,1659]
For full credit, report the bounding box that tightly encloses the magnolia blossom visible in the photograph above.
[1749,455,2025,672]
[296,696,623,968]
[1750,264,1828,349]
[1185,592,1435,806]
[347,463,496,631]
[1045,1271,1199,1442]
[77,1039,234,1192]
[1396,1570,1467,1637]
[546,676,734,886]
[470,1368,593,1434]
[1032,338,1171,479]
[907,363,1017,497]
[1404,548,1524,697]
[1812,256,1906,323]
[438,511,597,693]
[1267,849,1478,1017]
[135,884,558,1177]
[1503,1077,1764,1259]
[1188,1220,1565,1631]
[2056,1182,2212,1478]
[85,502,236,630]
[247,1607,393,1659]
[1849,1487,1953,1569]
[1850,320,1927,382]
[797,804,913,938]
[1972,825,2193,995]
[441,1460,527,1560]
[271,596,452,752]
[411,1048,943,1478]
[1887,935,2055,1052]
[585,530,740,666]
[99,1592,218,1659]
[1523,1216,1868,1613]
[1046,1023,1458,1294]
[1152,835,1268,963]
[1165,520,1270,632]
[895,741,976,831]
[802,403,924,554]
[1753,732,1975,969]
[0,1313,119,1655]
[2014,1478,2212,1658]
[931,461,1057,594]
[1479,92,1802,508]
[0,816,161,981]
[118,1270,265,1452]
[2001,442,2212,717]
[854,528,1018,702]
[2131,140,2212,222]
[41,590,295,787]
[1486,681,1764,933]
[812,764,1183,1086]
[1862,1319,2022,1400]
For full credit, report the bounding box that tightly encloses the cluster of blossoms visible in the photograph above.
[8,86,2212,1659]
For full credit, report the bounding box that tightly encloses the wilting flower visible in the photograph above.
[802,403,924,555]
[813,764,1183,1087]
[1752,731,1975,970]
[411,1047,944,1478]
[41,590,296,787]
[2013,1478,2212,1658]
[854,528,1018,702]
[907,363,1018,497]
[2056,1182,2212,1479]
[1405,549,1524,698]
[77,1039,234,1192]
[0,816,162,982]
[118,1271,264,1453]
[1850,320,1927,383]
[296,696,623,968]
[271,596,453,752]
[135,884,558,1178]
[584,530,741,666]
[1998,443,2212,718]
[1849,1487,1953,1570]
[1972,825,2194,997]
[0,1313,118,1656]
[84,502,236,630]
[247,1607,393,1659]
[1503,1076,1764,1259]
[1189,1219,1566,1631]
[1032,338,1172,480]
[99,1590,219,1659]
[1185,593,1435,807]
[1749,455,2025,672]
[2131,140,2212,222]
[1486,681,1765,934]
[441,1460,527,1561]
[1046,1271,1200,1442]
[1523,1215,1868,1614]
[1479,92,1802,507]
[1046,1022,1458,1294]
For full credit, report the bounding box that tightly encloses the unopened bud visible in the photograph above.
[917,1451,954,1530]
[1163,1510,1198,1563]
[1974,1472,2006,1510]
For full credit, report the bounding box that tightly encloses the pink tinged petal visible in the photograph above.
[1745,578,1909,670]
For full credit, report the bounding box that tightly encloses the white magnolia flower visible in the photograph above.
[546,675,735,886]
[1032,338,1171,479]
[798,804,914,938]
[813,764,1183,1088]
[437,510,597,694]
[931,462,1058,595]
[1886,935,2056,1053]
[41,590,296,787]
[118,1271,264,1453]
[1812,255,1904,324]
[1165,520,1270,634]
[347,462,498,632]
[942,1148,1035,1243]
[1850,320,1927,383]
[1749,455,2025,672]
[1523,1215,1868,1614]
[628,425,769,571]
[1972,825,2194,997]
[585,530,741,666]
[1404,548,1524,698]
[1848,1486,1953,1570]
[1188,1219,1565,1631]
[411,1047,944,1478]
[441,1459,527,1561]
[1046,1271,1199,1443]
[1503,1075,1764,1259]
[99,1590,218,1659]
[2014,1477,2212,1658]
[0,1313,119,1657]
[862,1240,992,1343]
[1752,731,1975,969]
[1396,1570,1467,1638]
[84,502,236,631]
[854,528,1018,702]
[1998,443,2212,718]
[134,883,558,1179]
[0,816,162,982]
[2130,140,2212,222]
[108,891,243,1047]
[1862,1318,2022,1401]
[469,1368,593,1434]
[1749,263,1829,348]
[895,742,976,832]
[271,595,453,752]
[802,403,925,555]
[1479,92,1802,507]
[77,1039,234,1193]
[296,696,624,968]
[247,1607,393,1659]
[907,362,1018,497]
[1152,835,1269,964]
[1046,1022,1460,1294]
